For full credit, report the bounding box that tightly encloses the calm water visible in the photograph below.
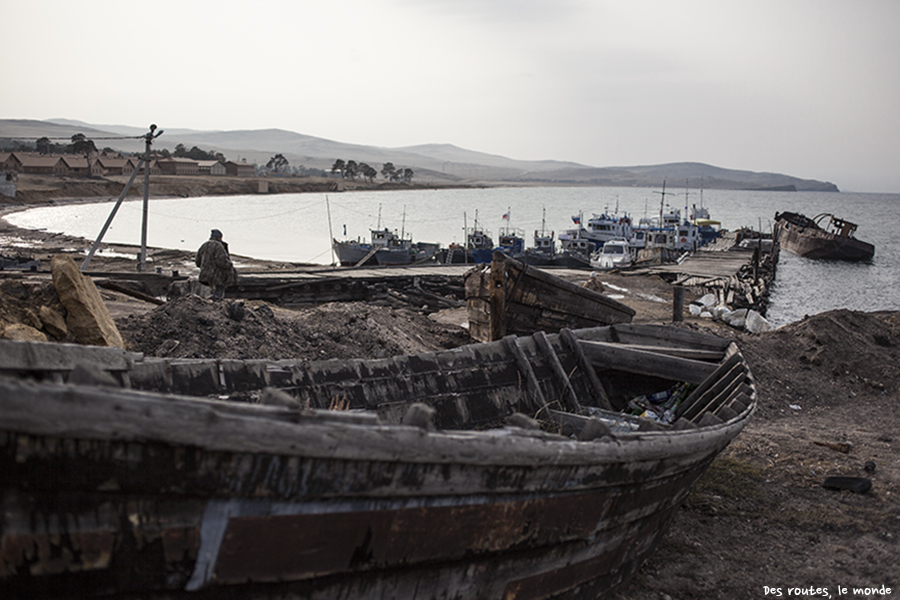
[6,186,899,327]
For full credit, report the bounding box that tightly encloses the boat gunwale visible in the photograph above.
[0,376,755,469]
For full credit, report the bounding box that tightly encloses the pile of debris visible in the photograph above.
[117,295,471,360]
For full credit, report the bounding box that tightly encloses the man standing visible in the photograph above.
[196,229,236,300]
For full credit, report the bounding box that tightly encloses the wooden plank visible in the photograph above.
[353,246,379,268]
[677,355,747,421]
[607,324,732,353]
[0,340,138,373]
[490,255,507,341]
[497,253,635,319]
[578,340,717,385]
[533,331,581,413]
[502,335,547,416]
[586,343,724,362]
[559,328,612,411]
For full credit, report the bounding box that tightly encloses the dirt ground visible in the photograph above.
[1,187,898,598]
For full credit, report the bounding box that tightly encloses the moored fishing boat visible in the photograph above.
[0,322,756,599]
[774,211,875,261]
[333,227,439,267]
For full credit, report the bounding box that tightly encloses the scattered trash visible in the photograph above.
[789,404,802,411]
[627,383,693,424]
[745,310,772,334]
[822,476,872,494]
[689,295,771,334]
[814,440,853,453]
[864,461,877,473]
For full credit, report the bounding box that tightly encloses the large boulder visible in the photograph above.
[51,255,125,348]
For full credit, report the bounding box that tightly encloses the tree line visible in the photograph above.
[0,134,114,156]
[331,160,414,183]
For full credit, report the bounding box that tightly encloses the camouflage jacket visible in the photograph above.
[195,239,235,288]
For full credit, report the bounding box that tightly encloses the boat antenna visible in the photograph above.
[377,203,382,229]
[401,205,406,240]
[463,211,469,263]
[654,180,672,230]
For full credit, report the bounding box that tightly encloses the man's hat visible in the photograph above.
[211,229,223,239]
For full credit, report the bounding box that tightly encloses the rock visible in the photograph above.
[22,307,43,330]
[505,412,541,430]
[51,254,125,348]
[259,387,301,409]
[1,322,49,342]
[225,301,245,322]
[402,403,436,430]
[39,305,68,339]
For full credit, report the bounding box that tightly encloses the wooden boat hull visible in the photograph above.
[466,251,635,342]
[774,212,874,261]
[0,324,755,599]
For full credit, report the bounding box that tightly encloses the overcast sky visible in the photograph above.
[3,0,899,192]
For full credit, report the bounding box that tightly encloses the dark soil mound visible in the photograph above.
[117,294,471,360]
[735,309,899,419]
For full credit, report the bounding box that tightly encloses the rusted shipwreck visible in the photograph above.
[774,211,875,261]
[1,323,755,599]
[466,251,636,342]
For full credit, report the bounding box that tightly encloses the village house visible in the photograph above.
[3,153,67,175]
[94,155,135,176]
[197,160,226,176]
[59,155,96,177]
[225,159,255,177]
[157,157,200,175]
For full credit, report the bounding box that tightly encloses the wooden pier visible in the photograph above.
[627,231,778,314]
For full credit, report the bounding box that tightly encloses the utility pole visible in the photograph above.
[138,124,163,272]
[82,124,162,271]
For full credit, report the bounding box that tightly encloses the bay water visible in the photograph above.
[6,186,899,327]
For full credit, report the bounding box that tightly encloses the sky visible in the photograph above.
[3,0,899,193]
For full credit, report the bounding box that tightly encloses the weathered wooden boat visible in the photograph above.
[465,250,635,343]
[774,211,875,261]
[0,322,755,599]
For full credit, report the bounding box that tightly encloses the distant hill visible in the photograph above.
[1,119,839,191]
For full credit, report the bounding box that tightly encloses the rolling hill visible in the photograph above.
[0,119,839,192]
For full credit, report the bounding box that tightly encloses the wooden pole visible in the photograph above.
[139,134,151,272]
[673,285,685,322]
[81,158,145,271]
[326,195,336,266]
[489,253,506,341]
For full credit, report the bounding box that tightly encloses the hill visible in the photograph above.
[1,119,839,191]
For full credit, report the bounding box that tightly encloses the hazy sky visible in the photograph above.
[3,0,899,192]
